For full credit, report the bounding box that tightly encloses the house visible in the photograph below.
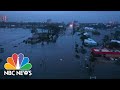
[111,40,120,44]
[108,40,120,48]
[91,48,120,58]
[83,32,89,36]
[84,27,95,31]
[82,32,90,38]
[84,38,97,46]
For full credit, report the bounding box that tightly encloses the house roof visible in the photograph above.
[84,38,97,44]
[111,40,120,44]
[91,48,120,55]
[83,32,89,36]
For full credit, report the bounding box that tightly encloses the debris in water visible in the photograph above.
[75,55,80,59]
[13,46,18,47]
[60,59,63,61]
[18,43,21,45]
[86,64,89,68]
[40,62,42,67]
[90,76,96,79]
[75,43,79,48]
[41,42,44,46]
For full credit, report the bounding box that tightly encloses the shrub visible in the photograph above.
[92,30,100,35]
[80,48,87,54]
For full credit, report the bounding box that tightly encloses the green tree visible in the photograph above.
[80,35,88,42]
[102,35,109,45]
[89,55,97,62]
[80,46,87,54]
[92,30,100,35]
[114,31,120,40]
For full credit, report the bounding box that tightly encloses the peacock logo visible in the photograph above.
[4,53,32,70]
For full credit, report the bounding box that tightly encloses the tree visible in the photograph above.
[102,35,109,45]
[108,42,120,49]
[80,46,87,54]
[80,35,88,42]
[92,30,100,35]
[89,55,97,62]
[114,31,120,40]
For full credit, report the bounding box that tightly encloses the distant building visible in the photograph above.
[109,21,119,25]
[106,25,112,27]
[0,15,7,22]
[84,27,95,31]
[73,21,79,28]
[47,19,52,23]
[58,25,64,28]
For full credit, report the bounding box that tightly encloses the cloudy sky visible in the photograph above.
[0,11,120,23]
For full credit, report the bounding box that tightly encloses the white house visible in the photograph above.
[84,38,97,46]
[83,32,89,36]
[111,40,120,44]
[84,27,95,31]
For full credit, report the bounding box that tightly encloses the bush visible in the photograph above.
[108,42,120,49]
[80,35,89,41]
[80,48,87,54]
[92,30,100,35]
[89,55,97,62]
[102,35,109,44]
[114,31,120,40]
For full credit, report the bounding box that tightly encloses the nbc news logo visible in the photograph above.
[4,53,32,76]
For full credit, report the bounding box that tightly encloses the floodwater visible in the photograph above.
[0,27,120,79]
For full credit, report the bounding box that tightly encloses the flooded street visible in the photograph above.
[0,27,90,79]
[0,27,120,79]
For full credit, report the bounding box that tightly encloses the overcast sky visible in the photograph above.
[0,11,120,23]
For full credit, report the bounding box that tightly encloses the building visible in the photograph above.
[84,27,95,31]
[111,40,120,44]
[83,32,89,36]
[73,21,79,28]
[84,38,97,46]
[0,15,7,22]
[91,48,120,58]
